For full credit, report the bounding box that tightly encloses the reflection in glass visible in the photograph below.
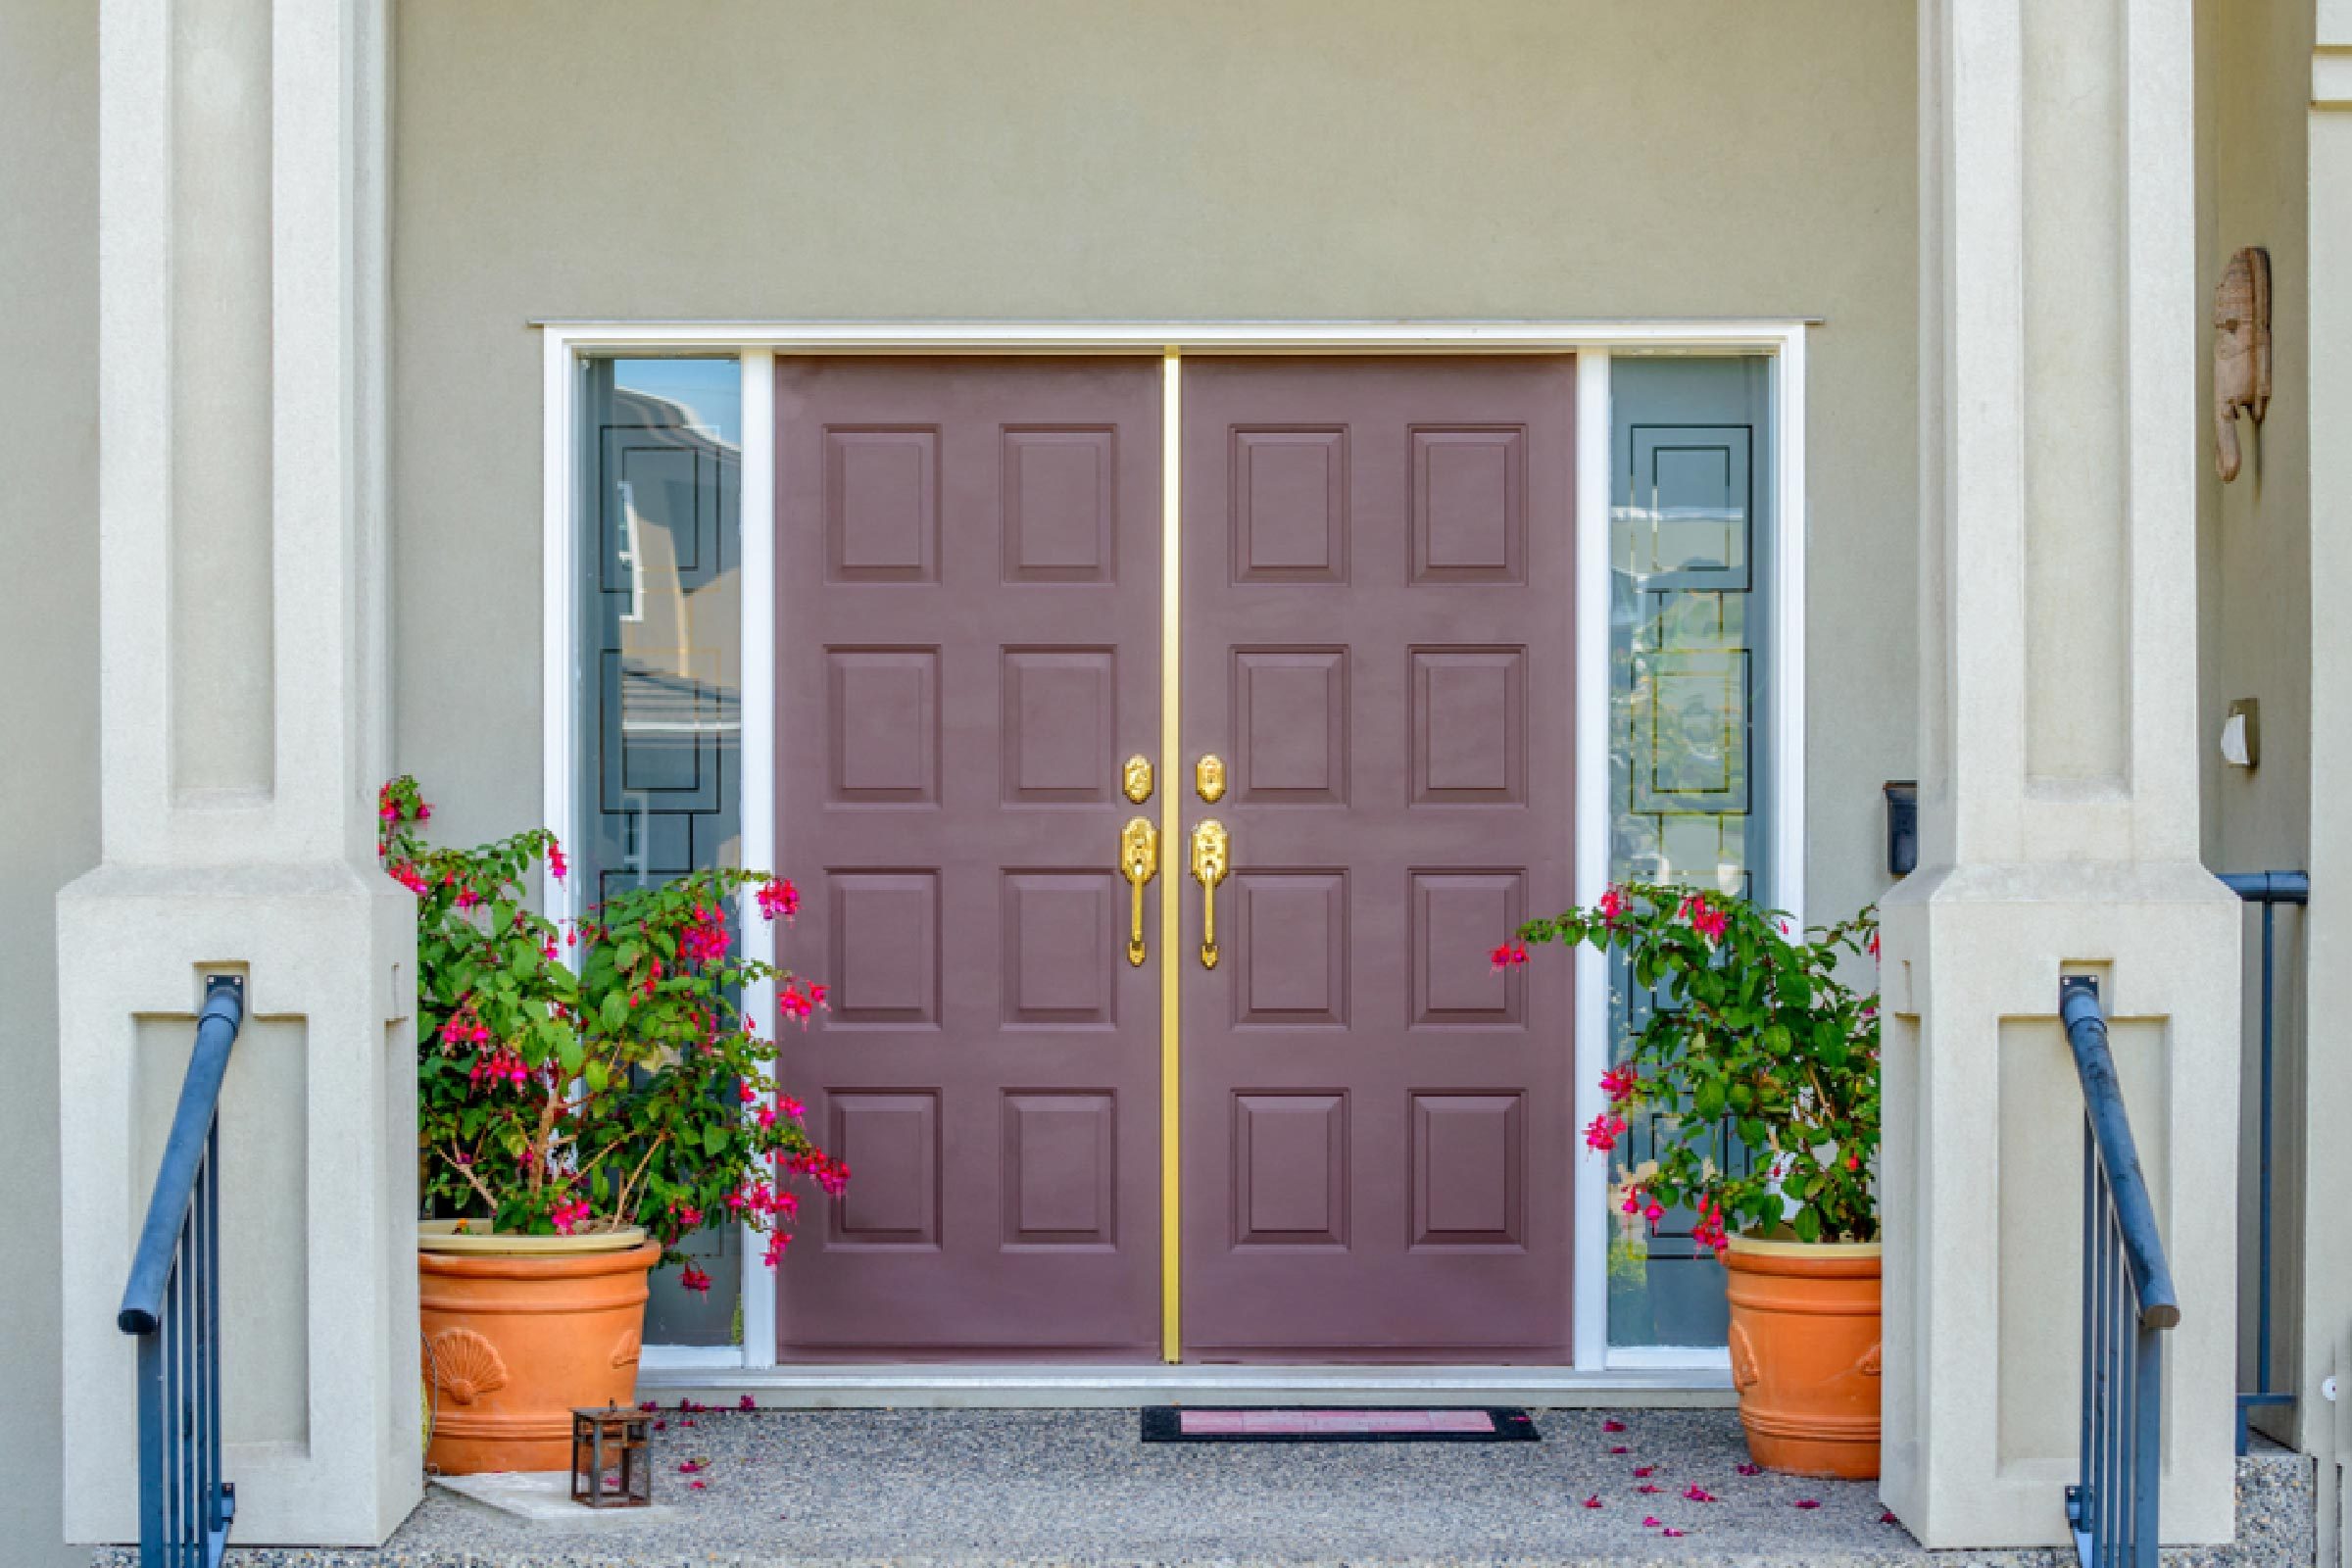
[576,358,745,1347]
[1605,357,1774,1350]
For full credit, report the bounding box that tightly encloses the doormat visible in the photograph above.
[1140,1406,1540,1443]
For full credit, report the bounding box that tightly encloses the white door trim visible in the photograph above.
[544,321,1810,1393]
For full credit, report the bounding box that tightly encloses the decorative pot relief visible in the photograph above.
[610,1327,642,1370]
[424,1328,510,1405]
[1856,1341,1882,1378]
[1729,1322,1762,1393]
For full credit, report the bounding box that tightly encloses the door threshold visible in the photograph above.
[633,1361,1735,1408]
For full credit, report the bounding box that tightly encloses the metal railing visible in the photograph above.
[2061,975,2180,1568]
[119,975,245,1568]
[2217,869,2308,1453]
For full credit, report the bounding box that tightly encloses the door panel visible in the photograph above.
[1178,358,1576,1360]
[775,358,1162,1357]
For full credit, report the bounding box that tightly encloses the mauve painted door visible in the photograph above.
[1178,358,1576,1360]
[774,358,1162,1357]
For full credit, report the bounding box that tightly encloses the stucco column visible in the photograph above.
[2303,15,2352,1565]
[1884,0,2240,1547]
[57,0,416,1546]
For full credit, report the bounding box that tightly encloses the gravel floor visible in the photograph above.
[112,1406,2310,1567]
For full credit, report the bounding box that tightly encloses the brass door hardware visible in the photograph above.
[1194,755,1227,804]
[1189,819,1229,969]
[1120,816,1160,966]
[1122,755,1155,806]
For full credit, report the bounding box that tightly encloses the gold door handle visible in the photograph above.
[1120,816,1159,966]
[1189,819,1229,970]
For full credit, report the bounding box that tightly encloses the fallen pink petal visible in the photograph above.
[1642,1516,1662,1528]
[1684,1486,1716,1502]
[1736,1462,1762,1476]
[1600,1418,1627,1433]
[1580,1494,1602,1509]
[1793,1498,1823,1510]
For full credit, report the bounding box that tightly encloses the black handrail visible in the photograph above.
[2061,975,2178,1568]
[2217,870,2307,1452]
[119,974,244,1567]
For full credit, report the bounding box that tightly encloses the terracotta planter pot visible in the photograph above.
[417,1224,659,1475]
[1723,1235,1883,1480]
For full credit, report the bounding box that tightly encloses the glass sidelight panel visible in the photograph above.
[1605,356,1774,1351]
[574,357,744,1347]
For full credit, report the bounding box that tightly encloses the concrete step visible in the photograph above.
[98,1410,2316,1567]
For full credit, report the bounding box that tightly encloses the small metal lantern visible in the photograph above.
[569,1404,653,1508]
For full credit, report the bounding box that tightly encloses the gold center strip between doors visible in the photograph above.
[1159,347,1182,1364]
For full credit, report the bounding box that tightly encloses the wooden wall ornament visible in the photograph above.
[2214,245,2272,482]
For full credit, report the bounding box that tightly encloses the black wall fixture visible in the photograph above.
[1885,780,1919,878]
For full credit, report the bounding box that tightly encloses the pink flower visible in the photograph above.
[1599,1064,1641,1104]
[1584,1112,1628,1153]
[1579,1495,1602,1510]
[688,1479,707,1491]
[1598,885,1628,925]
[1679,893,1728,944]
[638,1400,659,1412]
[1683,1485,1715,1502]
[1881,1510,1901,1525]
[1600,1419,1627,1433]
[779,1096,805,1120]
[1735,1462,1761,1477]
[547,842,567,881]
[677,1459,704,1475]
[758,878,800,923]
[550,1199,593,1235]
[738,1395,757,1411]
[680,1263,712,1295]
[1489,942,1529,973]
[757,1103,777,1130]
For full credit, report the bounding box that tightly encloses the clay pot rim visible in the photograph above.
[419,1237,662,1280]
[418,1219,651,1256]
[1725,1232,1884,1278]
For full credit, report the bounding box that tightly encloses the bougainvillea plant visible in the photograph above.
[1500,883,1880,1251]
[378,775,846,1287]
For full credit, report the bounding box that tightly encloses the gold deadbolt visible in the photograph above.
[1122,755,1155,805]
[1194,755,1227,804]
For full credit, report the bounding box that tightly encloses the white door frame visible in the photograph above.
[540,320,1809,1394]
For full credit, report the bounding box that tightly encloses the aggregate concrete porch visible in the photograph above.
[132,1408,2309,1568]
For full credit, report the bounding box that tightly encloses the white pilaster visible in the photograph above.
[60,0,416,1545]
[1886,0,2238,1546]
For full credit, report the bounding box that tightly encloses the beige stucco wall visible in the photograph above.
[2193,0,2320,1463]
[391,0,1920,931]
[0,0,96,1563]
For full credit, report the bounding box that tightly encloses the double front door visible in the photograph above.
[775,355,1574,1361]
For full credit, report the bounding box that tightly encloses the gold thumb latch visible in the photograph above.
[1189,819,1229,970]
[1194,754,1227,804]
[1120,816,1159,967]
